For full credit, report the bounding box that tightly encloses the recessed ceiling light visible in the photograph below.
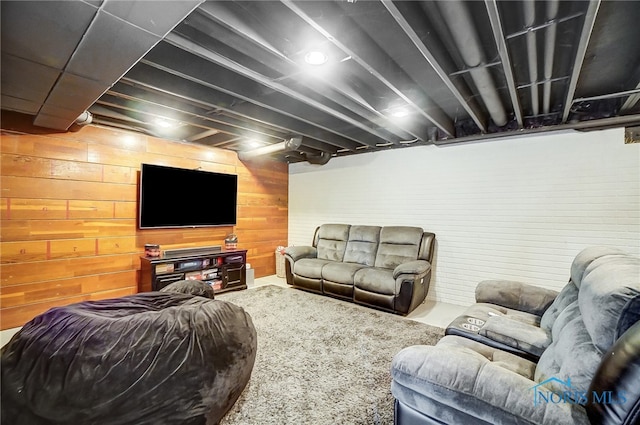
[305,50,328,65]
[154,118,177,128]
[390,107,410,118]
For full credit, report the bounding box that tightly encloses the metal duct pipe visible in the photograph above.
[543,0,560,114]
[238,136,302,161]
[303,152,332,165]
[524,1,539,116]
[437,1,508,126]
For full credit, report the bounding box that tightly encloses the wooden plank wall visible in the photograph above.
[0,111,288,330]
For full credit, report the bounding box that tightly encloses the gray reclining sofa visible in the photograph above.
[391,246,640,425]
[284,224,436,315]
[445,246,626,362]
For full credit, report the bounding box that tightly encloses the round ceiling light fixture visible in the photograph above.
[390,107,410,118]
[154,117,178,128]
[304,50,328,65]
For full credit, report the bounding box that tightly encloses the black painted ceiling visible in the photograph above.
[2,0,640,163]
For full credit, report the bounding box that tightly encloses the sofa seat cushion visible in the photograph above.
[478,316,551,358]
[459,302,542,326]
[445,303,544,359]
[354,267,395,295]
[293,258,332,279]
[391,336,589,425]
[321,262,369,285]
[446,305,546,360]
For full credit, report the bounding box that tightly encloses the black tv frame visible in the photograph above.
[138,163,238,229]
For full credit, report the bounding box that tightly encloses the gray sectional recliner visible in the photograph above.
[284,224,436,315]
[391,246,640,425]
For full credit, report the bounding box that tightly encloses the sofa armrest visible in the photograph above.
[475,280,559,317]
[284,246,317,262]
[479,315,551,358]
[393,260,431,279]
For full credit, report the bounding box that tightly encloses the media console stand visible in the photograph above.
[140,248,247,294]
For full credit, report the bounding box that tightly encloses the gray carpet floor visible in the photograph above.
[216,285,444,425]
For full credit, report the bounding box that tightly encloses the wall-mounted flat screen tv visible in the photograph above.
[139,163,238,229]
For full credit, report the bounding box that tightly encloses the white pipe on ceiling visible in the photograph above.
[437,1,508,127]
[524,1,539,116]
[543,0,560,114]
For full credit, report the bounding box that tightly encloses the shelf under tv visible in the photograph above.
[139,248,247,294]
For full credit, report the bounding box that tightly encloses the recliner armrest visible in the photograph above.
[475,280,559,317]
[479,315,551,358]
[284,246,317,262]
[393,260,431,279]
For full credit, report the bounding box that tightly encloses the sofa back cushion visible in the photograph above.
[374,226,424,270]
[314,224,351,261]
[570,246,626,289]
[343,225,381,266]
[534,252,640,398]
[579,254,640,352]
[540,246,626,331]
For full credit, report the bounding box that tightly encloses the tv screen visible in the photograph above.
[139,163,238,229]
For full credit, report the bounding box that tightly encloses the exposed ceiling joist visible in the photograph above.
[192,2,425,142]
[561,0,601,123]
[281,0,455,137]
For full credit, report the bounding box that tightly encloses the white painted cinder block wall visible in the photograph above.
[288,128,640,306]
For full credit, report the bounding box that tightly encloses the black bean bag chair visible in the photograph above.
[1,292,257,425]
[160,279,216,299]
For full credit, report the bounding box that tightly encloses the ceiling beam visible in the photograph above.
[95,94,284,143]
[561,0,602,123]
[484,0,524,127]
[185,128,219,143]
[145,40,387,148]
[192,2,429,142]
[164,32,400,145]
[123,62,362,151]
[107,82,289,140]
[280,0,455,137]
[381,0,488,132]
